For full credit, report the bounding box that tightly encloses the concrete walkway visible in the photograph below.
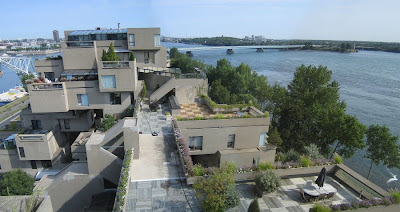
[137,103,173,135]
[126,135,200,211]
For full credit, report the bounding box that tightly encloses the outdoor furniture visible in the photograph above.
[300,183,337,202]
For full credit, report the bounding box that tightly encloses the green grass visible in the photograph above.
[0,104,28,123]
[390,190,400,203]
[0,95,29,115]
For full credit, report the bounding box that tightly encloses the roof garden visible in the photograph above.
[175,96,269,120]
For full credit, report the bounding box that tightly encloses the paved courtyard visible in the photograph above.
[233,176,360,212]
[137,103,173,135]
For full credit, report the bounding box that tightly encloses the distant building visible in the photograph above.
[53,30,60,42]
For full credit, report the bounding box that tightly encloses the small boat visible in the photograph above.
[0,86,27,106]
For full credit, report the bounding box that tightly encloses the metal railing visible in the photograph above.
[102,61,130,68]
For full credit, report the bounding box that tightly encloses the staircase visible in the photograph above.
[149,78,176,103]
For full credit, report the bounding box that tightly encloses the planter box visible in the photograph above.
[274,164,337,179]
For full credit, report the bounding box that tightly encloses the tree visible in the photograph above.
[101,42,119,61]
[193,163,239,211]
[100,114,116,132]
[267,127,283,149]
[365,124,400,179]
[129,51,135,61]
[0,169,35,196]
[209,80,231,104]
[278,65,365,157]
[169,47,179,59]
[20,73,35,91]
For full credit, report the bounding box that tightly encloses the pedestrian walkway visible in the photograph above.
[137,103,173,135]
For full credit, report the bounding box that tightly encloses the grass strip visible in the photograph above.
[0,104,28,123]
[0,95,29,115]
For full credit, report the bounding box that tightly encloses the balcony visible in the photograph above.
[102,61,130,68]
[28,82,69,113]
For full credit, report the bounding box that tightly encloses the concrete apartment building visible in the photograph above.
[0,26,273,211]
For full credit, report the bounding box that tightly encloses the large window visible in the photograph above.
[154,34,161,47]
[227,134,235,148]
[189,136,203,150]
[259,132,266,147]
[101,75,116,88]
[110,93,121,105]
[31,120,42,130]
[44,72,55,81]
[77,94,89,106]
[18,147,25,158]
[129,34,135,46]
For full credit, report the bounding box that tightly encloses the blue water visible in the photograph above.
[164,42,400,190]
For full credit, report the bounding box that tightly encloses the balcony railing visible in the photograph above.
[102,61,130,68]
[31,82,63,90]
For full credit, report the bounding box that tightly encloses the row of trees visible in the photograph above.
[169,48,400,178]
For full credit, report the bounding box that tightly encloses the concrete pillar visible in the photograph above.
[256,48,264,52]
[226,49,234,54]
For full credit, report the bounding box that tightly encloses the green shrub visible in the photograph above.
[304,144,323,159]
[141,83,147,99]
[334,153,342,164]
[225,185,240,209]
[285,149,300,162]
[193,164,205,176]
[264,111,269,117]
[215,114,224,119]
[243,113,250,118]
[165,112,171,115]
[254,170,281,196]
[100,114,115,132]
[390,190,400,203]
[195,115,202,120]
[275,152,286,162]
[248,198,260,212]
[220,161,236,174]
[258,161,274,171]
[177,116,182,121]
[310,204,330,212]
[300,156,311,167]
[0,169,35,195]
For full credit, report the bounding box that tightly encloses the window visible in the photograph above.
[64,119,70,129]
[129,34,135,46]
[144,52,150,64]
[189,136,203,150]
[227,134,235,148]
[44,72,55,81]
[31,161,37,169]
[19,147,25,158]
[101,75,116,88]
[259,132,266,147]
[31,120,42,130]
[253,157,260,167]
[110,93,121,105]
[77,94,89,106]
[154,34,161,47]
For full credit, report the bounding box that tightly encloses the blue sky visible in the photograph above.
[1,0,399,42]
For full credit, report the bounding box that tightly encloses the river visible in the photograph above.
[164,42,400,191]
[1,44,399,190]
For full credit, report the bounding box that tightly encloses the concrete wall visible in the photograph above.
[139,73,171,92]
[15,130,66,161]
[219,146,276,168]
[97,61,137,92]
[178,117,270,156]
[34,59,64,80]
[175,78,208,104]
[61,42,97,70]
[42,162,105,212]
[28,83,69,113]
[0,149,32,173]
[127,28,160,50]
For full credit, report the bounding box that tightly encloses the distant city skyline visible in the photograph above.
[0,0,399,42]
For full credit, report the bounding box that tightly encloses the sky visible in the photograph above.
[0,0,399,42]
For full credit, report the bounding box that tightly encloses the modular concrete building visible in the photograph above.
[0,26,274,211]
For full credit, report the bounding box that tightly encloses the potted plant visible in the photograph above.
[70,77,77,81]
